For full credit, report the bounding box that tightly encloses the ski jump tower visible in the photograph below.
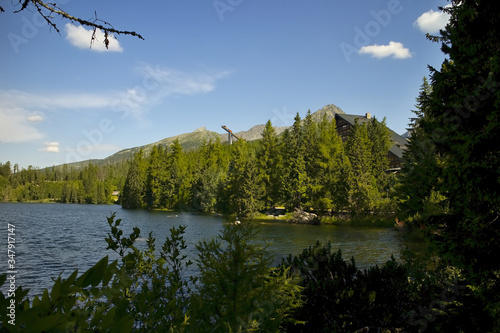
[221,125,242,145]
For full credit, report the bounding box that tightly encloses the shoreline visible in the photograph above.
[0,201,398,228]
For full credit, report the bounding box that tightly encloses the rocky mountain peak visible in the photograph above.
[193,126,208,133]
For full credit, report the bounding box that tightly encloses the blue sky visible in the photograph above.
[1,0,450,168]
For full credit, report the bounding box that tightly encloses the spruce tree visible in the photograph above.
[224,140,261,216]
[398,77,445,220]
[314,115,351,212]
[164,139,190,209]
[346,120,378,215]
[417,1,500,276]
[192,138,227,212]
[399,1,500,328]
[145,145,165,209]
[121,151,146,209]
[256,120,279,209]
[302,110,320,208]
[191,224,302,331]
[281,113,307,210]
[367,117,391,178]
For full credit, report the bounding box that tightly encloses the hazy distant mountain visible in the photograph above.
[53,104,347,169]
[309,104,345,121]
[219,124,289,143]
[57,127,221,170]
[219,104,345,142]
[104,126,221,164]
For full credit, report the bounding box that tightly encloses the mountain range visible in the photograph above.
[58,104,348,169]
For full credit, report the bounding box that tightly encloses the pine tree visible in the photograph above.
[122,151,146,209]
[302,110,320,208]
[280,113,307,210]
[367,117,391,178]
[314,115,351,211]
[81,164,99,204]
[398,77,445,220]
[162,139,190,209]
[223,140,261,216]
[399,2,500,328]
[0,161,11,177]
[145,145,165,209]
[191,224,302,332]
[366,117,392,210]
[192,138,227,212]
[346,120,378,215]
[417,1,500,277]
[256,120,279,209]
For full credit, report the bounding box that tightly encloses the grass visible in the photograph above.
[249,211,396,228]
[245,212,292,223]
[320,214,396,228]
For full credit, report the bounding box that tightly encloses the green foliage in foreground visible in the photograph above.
[191,223,303,332]
[1,213,498,332]
[396,2,500,329]
[281,242,493,333]
[0,214,301,332]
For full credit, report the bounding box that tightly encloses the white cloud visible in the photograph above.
[39,142,60,153]
[0,88,115,143]
[112,64,231,117]
[0,64,229,139]
[27,111,44,122]
[137,64,230,97]
[414,6,451,34]
[65,23,123,52]
[0,106,44,143]
[0,89,115,111]
[359,41,412,59]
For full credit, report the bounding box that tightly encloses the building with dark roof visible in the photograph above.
[334,113,407,170]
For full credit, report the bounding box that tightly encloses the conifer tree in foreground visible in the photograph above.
[398,1,500,328]
[398,77,446,220]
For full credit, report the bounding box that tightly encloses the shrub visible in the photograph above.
[281,242,412,332]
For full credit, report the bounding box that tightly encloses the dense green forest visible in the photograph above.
[0,111,396,221]
[121,112,395,218]
[0,161,128,204]
[1,1,500,331]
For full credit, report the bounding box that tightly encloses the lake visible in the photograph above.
[0,202,423,297]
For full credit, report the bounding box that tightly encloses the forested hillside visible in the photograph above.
[0,161,128,204]
[0,110,395,219]
[119,111,394,218]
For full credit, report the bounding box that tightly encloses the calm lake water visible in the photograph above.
[0,203,423,297]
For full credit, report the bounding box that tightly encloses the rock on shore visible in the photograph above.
[287,208,320,225]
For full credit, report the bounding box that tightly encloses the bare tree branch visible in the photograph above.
[13,0,31,13]
[5,0,144,48]
[33,1,144,40]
